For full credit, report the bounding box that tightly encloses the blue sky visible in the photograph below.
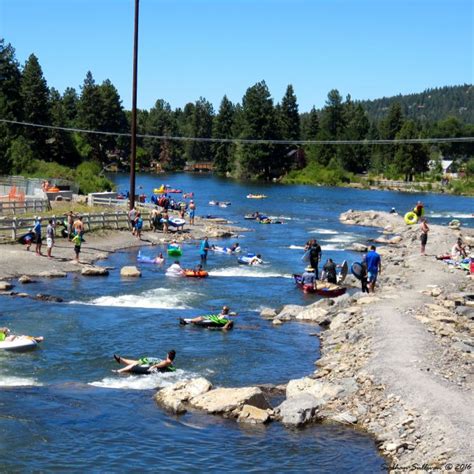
[1,0,473,112]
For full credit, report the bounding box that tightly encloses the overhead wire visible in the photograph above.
[1,118,473,146]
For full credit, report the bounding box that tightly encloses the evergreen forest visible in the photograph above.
[1,39,473,192]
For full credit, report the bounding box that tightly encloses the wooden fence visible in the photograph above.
[89,195,155,212]
[0,199,50,216]
[0,210,151,243]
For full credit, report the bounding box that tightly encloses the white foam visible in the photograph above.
[288,245,305,250]
[321,235,355,243]
[267,215,292,220]
[321,245,345,251]
[89,369,192,390]
[209,267,292,279]
[72,288,199,309]
[0,376,42,387]
[429,212,473,219]
[309,228,338,235]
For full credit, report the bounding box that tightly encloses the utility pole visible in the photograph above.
[129,0,139,210]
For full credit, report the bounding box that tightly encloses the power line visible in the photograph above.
[1,118,474,146]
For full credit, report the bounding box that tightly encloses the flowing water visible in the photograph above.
[1,173,472,472]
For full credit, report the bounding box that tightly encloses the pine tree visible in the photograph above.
[49,88,80,166]
[185,97,214,163]
[394,120,429,181]
[20,53,50,161]
[212,95,235,174]
[236,81,281,179]
[77,71,103,160]
[379,102,404,173]
[0,40,22,173]
[62,87,79,126]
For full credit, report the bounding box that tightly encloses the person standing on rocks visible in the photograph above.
[65,211,74,240]
[46,219,55,259]
[128,207,137,232]
[309,239,322,279]
[365,245,381,293]
[73,216,84,237]
[189,200,196,226]
[360,249,369,293]
[33,216,42,256]
[420,217,429,255]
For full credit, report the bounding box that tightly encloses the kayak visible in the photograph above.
[294,275,347,297]
[0,336,43,352]
[183,269,209,278]
[179,317,233,329]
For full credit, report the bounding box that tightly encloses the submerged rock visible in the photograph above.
[237,405,271,424]
[260,307,277,319]
[39,270,67,278]
[35,293,64,303]
[0,281,13,291]
[18,275,34,284]
[276,305,304,321]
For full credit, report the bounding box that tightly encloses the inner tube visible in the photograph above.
[168,217,186,227]
[183,270,208,278]
[404,211,418,225]
[351,262,364,281]
[179,317,233,329]
[167,247,183,257]
[0,336,40,352]
[130,364,176,374]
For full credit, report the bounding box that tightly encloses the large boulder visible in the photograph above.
[350,243,368,252]
[276,305,304,321]
[190,387,271,415]
[81,265,109,276]
[120,266,141,277]
[295,306,328,323]
[276,394,321,427]
[155,377,212,414]
[237,404,271,424]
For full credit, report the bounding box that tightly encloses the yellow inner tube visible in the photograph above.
[154,187,165,194]
[404,211,418,225]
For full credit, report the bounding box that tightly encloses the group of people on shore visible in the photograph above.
[24,212,85,262]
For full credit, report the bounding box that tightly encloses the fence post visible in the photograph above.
[115,211,119,229]
[101,212,105,229]
[86,214,91,231]
[12,216,17,241]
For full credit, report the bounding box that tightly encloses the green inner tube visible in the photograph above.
[167,248,183,257]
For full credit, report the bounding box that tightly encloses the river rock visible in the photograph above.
[286,377,342,402]
[326,411,358,425]
[0,281,13,291]
[389,235,403,244]
[120,266,141,277]
[276,305,304,321]
[260,307,277,319]
[155,377,212,414]
[35,293,64,303]
[18,275,33,284]
[276,393,321,427]
[329,312,352,331]
[350,243,369,252]
[357,296,380,305]
[39,270,67,278]
[81,266,109,276]
[295,306,328,323]
[94,252,109,260]
[237,405,271,424]
[190,387,271,415]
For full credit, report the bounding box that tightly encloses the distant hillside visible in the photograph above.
[357,84,473,123]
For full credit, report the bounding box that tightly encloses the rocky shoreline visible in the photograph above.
[152,210,473,470]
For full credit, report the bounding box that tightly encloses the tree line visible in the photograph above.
[1,39,473,186]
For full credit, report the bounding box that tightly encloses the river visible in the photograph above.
[1,174,472,472]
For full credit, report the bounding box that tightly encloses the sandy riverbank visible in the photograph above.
[0,216,246,280]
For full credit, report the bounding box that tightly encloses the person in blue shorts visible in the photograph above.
[200,236,210,263]
[365,245,381,293]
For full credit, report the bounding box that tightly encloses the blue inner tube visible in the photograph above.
[351,262,363,280]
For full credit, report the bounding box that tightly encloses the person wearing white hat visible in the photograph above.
[301,265,316,286]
